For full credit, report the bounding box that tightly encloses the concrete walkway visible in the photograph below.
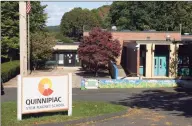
[3,67,82,88]
[3,67,111,88]
[3,76,17,88]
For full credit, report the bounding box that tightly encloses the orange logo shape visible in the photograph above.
[38,78,53,96]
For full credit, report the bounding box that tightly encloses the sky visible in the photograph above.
[41,2,112,26]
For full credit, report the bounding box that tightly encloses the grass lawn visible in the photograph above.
[2,101,127,126]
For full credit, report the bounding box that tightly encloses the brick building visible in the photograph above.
[52,42,80,67]
[83,31,191,78]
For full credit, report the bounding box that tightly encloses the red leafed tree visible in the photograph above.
[78,27,121,76]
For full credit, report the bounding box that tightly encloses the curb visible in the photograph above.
[39,108,128,126]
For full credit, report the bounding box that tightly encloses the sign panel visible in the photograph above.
[17,74,72,120]
[84,79,98,89]
[22,76,68,114]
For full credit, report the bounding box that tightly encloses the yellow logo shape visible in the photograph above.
[38,78,53,96]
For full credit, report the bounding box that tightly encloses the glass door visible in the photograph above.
[58,54,64,65]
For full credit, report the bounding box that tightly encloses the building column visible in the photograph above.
[145,44,152,78]
[151,44,155,77]
[137,47,140,76]
[169,44,178,78]
[189,44,192,76]
[116,39,123,65]
[176,44,179,77]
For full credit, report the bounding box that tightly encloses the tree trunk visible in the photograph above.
[33,66,36,71]
[33,62,37,71]
[95,63,98,77]
[89,58,91,71]
[95,71,98,77]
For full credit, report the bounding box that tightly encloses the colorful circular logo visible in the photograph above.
[38,78,53,96]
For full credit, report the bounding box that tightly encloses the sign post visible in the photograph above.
[18,1,27,120]
[19,1,27,76]
[17,75,22,120]
[68,73,72,116]
[18,1,72,121]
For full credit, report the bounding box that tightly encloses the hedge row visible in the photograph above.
[1,60,20,83]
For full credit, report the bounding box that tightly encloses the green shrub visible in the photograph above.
[1,60,20,83]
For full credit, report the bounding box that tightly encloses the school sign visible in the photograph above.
[17,74,72,120]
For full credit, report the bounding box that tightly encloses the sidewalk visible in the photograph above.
[3,68,82,88]
[3,76,17,88]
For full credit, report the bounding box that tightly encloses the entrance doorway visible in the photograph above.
[54,50,80,67]
[154,55,167,76]
[139,45,146,76]
[64,53,76,66]
[154,45,169,76]
[178,45,191,76]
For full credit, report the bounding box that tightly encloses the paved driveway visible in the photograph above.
[75,88,192,126]
[2,88,192,126]
[2,88,165,103]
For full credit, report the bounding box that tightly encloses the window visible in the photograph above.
[58,54,64,64]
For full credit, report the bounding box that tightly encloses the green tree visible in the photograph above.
[109,2,137,30]
[31,32,56,70]
[91,9,103,28]
[46,25,60,32]
[1,2,19,62]
[91,5,111,29]
[108,1,192,33]
[60,7,100,41]
[50,32,74,43]
[30,1,47,33]
[1,1,48,62]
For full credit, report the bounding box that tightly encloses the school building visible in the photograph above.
[83,31,192,78]
[52,42,80,67]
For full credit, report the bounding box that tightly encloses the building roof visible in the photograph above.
[84,31,181,41]
[53,42,80,50]
[84,30,180,33]
[56,42,80,45]
[53,44,79,50]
